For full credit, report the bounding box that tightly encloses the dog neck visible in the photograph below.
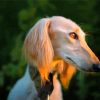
[29,65,54,100]
[29,65,41,91]
[50,59,64,74]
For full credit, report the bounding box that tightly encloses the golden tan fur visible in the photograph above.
[23,16,99,88]
[24,18,54,81]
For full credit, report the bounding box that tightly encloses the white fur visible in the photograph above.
[8,66,63,100]
[8,66,40,100]
[8,16,100,100]
[50,75,63,100]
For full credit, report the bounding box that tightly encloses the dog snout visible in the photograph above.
[92,63,100,72]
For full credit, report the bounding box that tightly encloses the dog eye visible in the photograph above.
[69,32,78,39]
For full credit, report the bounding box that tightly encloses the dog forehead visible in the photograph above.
[50,16,85,37]
[50,16,79,31]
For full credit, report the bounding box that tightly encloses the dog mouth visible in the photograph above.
[65,57,77,65]
[65,57,97,72]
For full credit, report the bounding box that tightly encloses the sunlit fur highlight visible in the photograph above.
[24,17,76,85]
[60,62,76,88]
[8,16,100,100]
[24,18,54,81]
[24,16,100,89]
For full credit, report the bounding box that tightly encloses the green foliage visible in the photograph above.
[0,0,100,100]
[76,72,88,100]
[18,8,35,31]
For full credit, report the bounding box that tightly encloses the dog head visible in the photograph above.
[24,16,100,73]
[50,16,100,72]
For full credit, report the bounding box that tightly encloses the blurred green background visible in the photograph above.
[0,0,100,100]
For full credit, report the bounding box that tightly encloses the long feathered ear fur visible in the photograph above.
[23,18,54,81]
[55,60,76,89]
[60,61,76,89]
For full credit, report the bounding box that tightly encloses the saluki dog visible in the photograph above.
[8,16,100,100]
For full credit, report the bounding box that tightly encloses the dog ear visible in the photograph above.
[60,61,76,89]
[23,18,54,80]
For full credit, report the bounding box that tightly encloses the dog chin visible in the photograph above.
[64,56,87,71]
[64,56,76,65]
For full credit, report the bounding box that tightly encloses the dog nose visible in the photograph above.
[92,64,100,72]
